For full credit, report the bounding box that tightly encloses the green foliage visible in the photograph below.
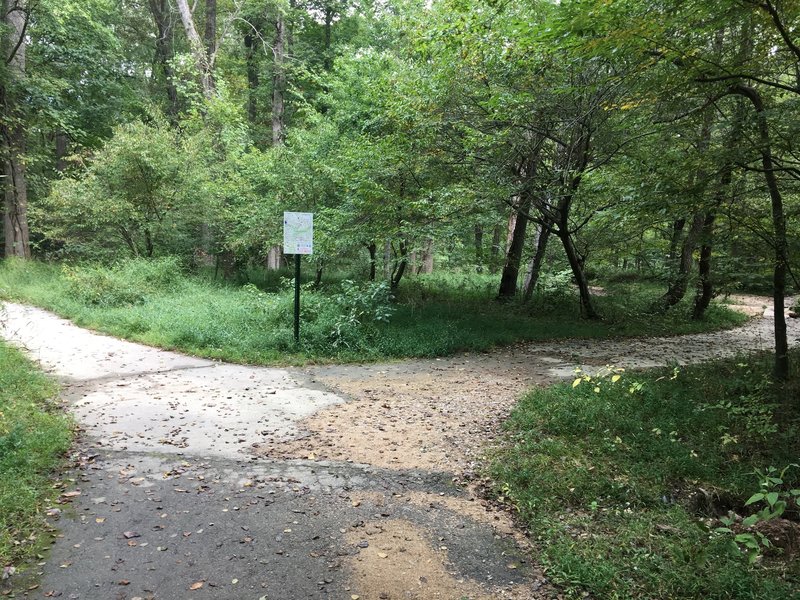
[62,257,184,307]
[0,259,748,365]
[0,341,72,566]
[491,354,800,599]
[716,465,800,564]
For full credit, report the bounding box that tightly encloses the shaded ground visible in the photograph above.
[1,295,798,600]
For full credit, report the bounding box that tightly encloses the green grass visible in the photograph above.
[0,340,72,567]
[0,258,747,365]
[490,354,800,599]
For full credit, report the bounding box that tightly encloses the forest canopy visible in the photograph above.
[0,0,798,373]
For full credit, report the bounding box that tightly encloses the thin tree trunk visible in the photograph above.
[692,162,733,319]
[732,84,789,380]
[390,240,408,289]
[489,224,501,274]
[559,230,597,318]
[2,0,30,259]
[244,31,259,124]
[367,242,377,281]
[474,224,483,272]
[383,240,392,280]
[272,12,287,146]
[314,259,323,288]
[175,0,214,98]
[667,218,686,263]
[652,212,705,312]
[323,3,333,72]
[522,220,552,302]
[148,0,179,116]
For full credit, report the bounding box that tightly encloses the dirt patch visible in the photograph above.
[258,352,561,472]
[344,518,537,600]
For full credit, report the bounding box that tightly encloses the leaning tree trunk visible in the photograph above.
[2,0,30,259]
[175,0,214,98]
[652,212,705,313]
[522,219,552,302]
[390,240,408,290]
[732,84,789,380]
[498,190,531,300]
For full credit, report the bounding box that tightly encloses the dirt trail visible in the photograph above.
[263,295,800,474]
[1,296,797,600]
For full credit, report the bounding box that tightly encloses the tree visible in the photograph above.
[2,0,31,258]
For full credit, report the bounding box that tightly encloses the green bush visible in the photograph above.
[63,257,184,307]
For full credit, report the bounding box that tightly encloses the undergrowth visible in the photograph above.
[490,353,800,599]
[0,258,747,365]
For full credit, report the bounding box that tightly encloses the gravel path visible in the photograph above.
[1,297,797,600]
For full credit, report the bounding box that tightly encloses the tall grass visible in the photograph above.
[0,258,747,365]
[0,340,72,566]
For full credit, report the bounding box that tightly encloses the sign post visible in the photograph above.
[283,212,313,343]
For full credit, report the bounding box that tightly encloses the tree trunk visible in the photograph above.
[474,224,483,272]
[266,245,282,270]
[244,31,259,124]
[314,260,323,288]
[667,218,686,263]
[522,219,552,302]
[489,224,501,274]
[55,131,68,172]
[692,211,716,320]
[323,3,333,72]
[367,242,377,281]
[419,238,434,274]
[2,0,30,259]
[205,0,216,61]
[498,191,531,300]
[652,212,705,313]
[558,230,598,319]
[175,0,214,98]
[692,161,733,319]
[272,12,287,146]
[148,0,179,116]
[390,240,408,289]
[732,84,789,380]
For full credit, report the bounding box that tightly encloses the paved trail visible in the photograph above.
[1,298,798,600]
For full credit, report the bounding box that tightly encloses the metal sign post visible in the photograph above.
[283,212,314,343]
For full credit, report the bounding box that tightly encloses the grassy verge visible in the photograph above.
[0,340,72,568]
[490,353,800,599]
[0,258,747,365]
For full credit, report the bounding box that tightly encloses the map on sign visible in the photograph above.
[283,212,314,255]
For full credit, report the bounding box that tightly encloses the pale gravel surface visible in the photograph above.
[1,296,797,600]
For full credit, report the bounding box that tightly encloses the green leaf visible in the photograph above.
[742,514,759,527]
[744,492,764,506]
[765,492,779,506]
